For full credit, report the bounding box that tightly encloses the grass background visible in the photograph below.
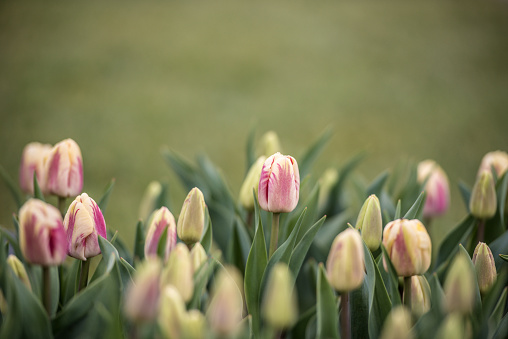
[1,0,507,251]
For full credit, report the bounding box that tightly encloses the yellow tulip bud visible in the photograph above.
[262,263,298,329]
[239,156,266,211]
[161,243,194,302]
[158,285,187,339]
[379,306,414,339]
[436,313,469,339]
[6,254,31,291]
[181,310,206,339]
[477,150,508,178]
[177,187,206,245]
[190,242,208,272]
[258,131,282,157]
[407,275,431,317]
[472,242,497,294]
[469,171,497,219]
[356,194,382,251]
[318,168,339,209]
[443,251,475,314]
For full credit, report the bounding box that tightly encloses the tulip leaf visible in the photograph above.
[367,171,390,198]
[402,191,425,220]
[492,312,508,339]
[379,245,402,306]
[312,212,349,262]
[119,257,136,277]
[133,220,145,265]
[292,305,317,339]
[156,226,168,260]
[109,229,133,265]
[435,215,476,269]
[90,236,120,283]
[394,200,401,220]
[61,258,81,305]
[482,270,507,320]
[500,254,508,262]
[228,218,251,273]
[49,265,60,316]
[98,178,115,215]
[33,172,45,202]
[497,172,508,228]
[161,149,206,194]
[0,226,23,262]
[245,125,257,173]
[188,257,217,310]
[458,181,472,211]
[316,263,339,339]
[244,207,268,336]
[483,172,508,244]
[414,274,445,339]
[200,207,213,254]
[289,216,326,280]
[489,287,508,335]
[0,164,23,209]
[299,128,333,179]
[458,245,483,320]
[350,279,370,339]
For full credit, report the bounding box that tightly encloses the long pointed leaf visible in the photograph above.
[98,178,115,214]
[0,165,23,208]
[316,264,339,339]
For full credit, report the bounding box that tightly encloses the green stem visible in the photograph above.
[269,213,280,258]
[58,196,66,218]
[340,292,350,339]
[78,259,90,292]
[43,266,51,315]
[477,219,486,243]
[403,276,412,310]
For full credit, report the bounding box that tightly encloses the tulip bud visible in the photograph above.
[63,193,107,261]
[181,310,206,339]
[45,138,83,198]
[6,254,32,291]
[326,228,365,292]
[19,199,67,266]
[435,313,468,339]
[477,150,508,178]
[258,152,300,213]
[239,156,266,211]
[190,242,208,272]
[382,219,432,277]
[472,242,497,294]
[19,142,52,195]
[406,275,431,316]
[138,181,163,221]
[158,285,187,339]
[379,306,414,339]
[161,243,194,302]
[318,168,339,209]
[258,131,282,157]
[207,266,244,336]
[144,207,177,262]
[124,258,162,323]
[417,160,450,218]
[356,194,382,251]
[469,171,497,219]
[262,263,298,329]
[177,187,206,245]
[443,251,475,314]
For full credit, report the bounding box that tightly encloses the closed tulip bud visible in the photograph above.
[138,181,163,221]
[63,193,107,261]
[6,255,31,291]
[382,219,432,277]
[356,194,382,251]
[45,138,83,198]
[19,199,67,266]
[158,285,187,339]
[326,228,365,292]
[435,313,468,339]
[379,306,414,339]
[207,266,244,336]
[417,160,450,218]
[469,171,497,219]
[124,258,162,323]
[144,207,177,262]
[472,242,497,294]
[318,168,339,209]
[444,251,475,314]
[258,131,282,157]
[258,152,300,213]
[239,156,266,211]
[161,243,194,302]
[477,150,508,178]
[19,142,52,195]
[262,263,298,329]
[177,187,206,245]
[190,243,208,271]
[406,275,431,316]
[182,310,206,339]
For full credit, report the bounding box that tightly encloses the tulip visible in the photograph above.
[138,181,163,221]
[19,142,52,195]
[356,194,382,251]
[124,258,162,323]
[406,275,431,316]
[63,193,107,261]
[239,156,266,211]
[45,138,83,198]
[477,150,508,178]
[382,219,432,277]
[436,313,469,339]
[190,242,208,272]
[258,131,282,157]
[379,306,414,339]
[472,242,497,294]
[443,251,475,314]
[144,206,177,262]
[262,263,298,329]
[177,187,206,245]
[181,310,206,339]
[417,160,450,219]
[6,254,32,291]
[207,266,244,336]
[161,243,194,302]
[326,228,365,292]
[469,171,497,220]
[19,199,67,266]
[158,285,187,339]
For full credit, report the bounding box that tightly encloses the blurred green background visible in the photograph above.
[1,0,507,250]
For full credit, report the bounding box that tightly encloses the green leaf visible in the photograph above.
[61,259,81,305]
[156,226,168,260]
[188,257,217,310]
[489,287,508,336]
[379,245,402,306]
[98,178,115,214]
[200,207,213,253]
[403,191,425,219]
[500,254,508,262]
[90,236,120,283]
[299,128,332,179]
[312,212,349,263]
[0,164,23,209]
[458,245,482,320]
[246,126,257,173]
[161,149,205,193]
[316,264,339,339]
[292,305,317,339]
[0,226,23,261]
[289,216,326,280]
[367,171,390,197]
[228,218,252,273]
[133,220,145,264]
[497,172,508,227]
[435,215,476,269]
[394,200,401,220]
[492,312,508,339]
[350,279,370,339]
[33,172,45,201]
[458,181,472,211]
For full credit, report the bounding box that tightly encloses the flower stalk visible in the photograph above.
[269,213,280,258]
[78,259,90,292]
[43,266,51,315]
[403,276,412,310]
[340,292,351,339]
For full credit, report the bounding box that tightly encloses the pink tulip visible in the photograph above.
[417,160,450,219]
[19,142,52,195]
[19,199,67,266]
[45,138,83,197]
[144,206,177,262]
[258,152,300,213]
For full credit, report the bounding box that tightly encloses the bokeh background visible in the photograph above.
[1,0,507,251]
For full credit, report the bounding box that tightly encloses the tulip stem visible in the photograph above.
[403,276,412,309]
[43,266,51,315]
[340,292,351,339]
[269,213,280,258]
[58,197,66,218]
[78,259,90,292]
[477,219,486,243]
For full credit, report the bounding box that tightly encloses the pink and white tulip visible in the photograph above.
[258,152,300,213]
[477,150,508,178]
[19,142,52,195]
[19,199,67,266]
[63,193,107,260]
[144,206,177,262]
[45,138,83,198]
[417,160,450,218]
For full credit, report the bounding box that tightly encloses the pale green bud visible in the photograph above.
[158,285,187,339]
[190,242,208,272]
[181,310,206,339]
[443,251,475,314]
[161,243,194,302]
[472,242,497,294]
[258,131,282,157]
[436,313,469,339]
[379,306,414,339]
[6,254,31,291]
[239,156,266,211]
[177,187,206,245]
[408,275,431,317]
[356,194,382,251]
[469,171,497,219]
[262,263,298,329]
